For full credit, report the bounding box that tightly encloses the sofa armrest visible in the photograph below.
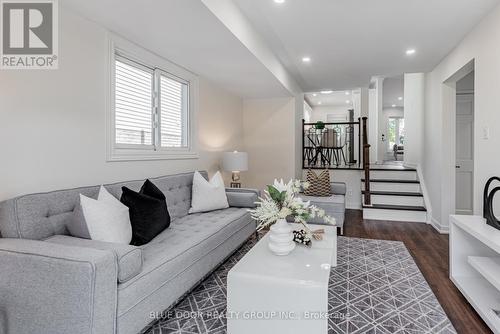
[0,238,118,334]
[45,235,143,283]
[331,182,346,195]
[225,188,260,208]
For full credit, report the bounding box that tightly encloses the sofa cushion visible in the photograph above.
[45,235,143,283]
[116,207,255,317]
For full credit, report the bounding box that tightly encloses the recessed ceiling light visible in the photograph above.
[398,96,403,101]
[346,100,351,104]
[321,90,333,94]
[302,56,311,63]
[345,91,350,96]
[274,0,285,3]
[392,104,396,108]
[318,101,322,105]
[312,93,317,97]
[406,48,416,55]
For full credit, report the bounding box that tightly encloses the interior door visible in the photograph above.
[456,93,474,215]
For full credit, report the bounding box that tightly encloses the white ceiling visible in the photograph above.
[234,0,499,92]
[383,76,404,108]
[60,0,290,98]
[60,0,499,98]
[305,90,354,108]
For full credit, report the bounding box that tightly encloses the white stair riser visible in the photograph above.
[370,195,424,206]
[362,181,421,193]
[363,208,427,222]
[370,170,418,180]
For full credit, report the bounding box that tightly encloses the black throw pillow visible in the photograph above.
[120,179,171,246]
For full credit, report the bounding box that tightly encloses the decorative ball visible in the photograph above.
[293,229,312,246]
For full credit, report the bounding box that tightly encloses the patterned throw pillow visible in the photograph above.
[304,170,331,197]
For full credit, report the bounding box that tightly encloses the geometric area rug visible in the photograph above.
[142,235,456,334]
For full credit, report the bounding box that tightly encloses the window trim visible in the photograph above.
[106,34,199,162]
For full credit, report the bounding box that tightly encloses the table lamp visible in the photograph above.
[223,151,248,188]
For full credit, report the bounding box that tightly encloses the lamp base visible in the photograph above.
[230,171,241,188]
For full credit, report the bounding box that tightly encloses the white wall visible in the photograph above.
[309,105,351,123]
[303,101,312,122]
[0,7,244,201]
[294,94,305,180]
[423,3,500,231]
[242,98,296,191]
[330,170,362,209]
[369,78,384,163]
[404,73,425,166]
[368,88,377,161]
[358,88,369,118]
[377,80,386,162]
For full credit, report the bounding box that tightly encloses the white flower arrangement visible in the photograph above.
[250,179,336,238]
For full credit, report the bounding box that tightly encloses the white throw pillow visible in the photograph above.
[189,171,229,213]
[79,186,132,244]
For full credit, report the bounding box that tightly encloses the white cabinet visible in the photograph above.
[450,215,500,333]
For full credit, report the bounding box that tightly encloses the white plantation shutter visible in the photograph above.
[114,56,153,146]
[111,48,193,160]
[160,74,188,148]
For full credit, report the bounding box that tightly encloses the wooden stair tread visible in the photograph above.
[361,178,420,184]
[362,190,423,197]
[362,204,427,211]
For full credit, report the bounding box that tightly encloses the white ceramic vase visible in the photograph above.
[268,218,295,256]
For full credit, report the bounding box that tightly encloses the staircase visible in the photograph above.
[361,167,427,222]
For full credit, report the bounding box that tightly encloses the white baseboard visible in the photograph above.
[363,208,427,222]
[430,217,449,234]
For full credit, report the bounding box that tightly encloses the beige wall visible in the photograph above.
[423,3,500,231]
[242,97,296,191]
[0,7,243,201]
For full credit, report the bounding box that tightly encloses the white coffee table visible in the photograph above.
[227,223,337,334]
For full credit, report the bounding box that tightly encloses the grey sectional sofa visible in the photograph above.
[0,171,258,334]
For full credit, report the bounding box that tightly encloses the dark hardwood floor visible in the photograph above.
[343,209,491,334]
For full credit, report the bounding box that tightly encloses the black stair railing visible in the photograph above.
[302,119,362,169]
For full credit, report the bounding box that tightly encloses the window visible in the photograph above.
[115,56,154,146]
[159,73,188,148]
[108,37,197,161]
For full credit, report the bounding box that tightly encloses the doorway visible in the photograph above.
[379,75,405,163]
[387,117,405,161]
[455,71,474,215]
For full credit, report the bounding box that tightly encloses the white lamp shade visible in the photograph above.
[223,151,248,172]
